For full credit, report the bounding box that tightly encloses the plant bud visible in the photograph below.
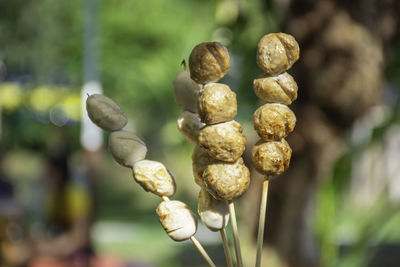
[189,42,230,84]
[253,72,298,105]
[251,139,292,177]
[198,188,229,231]
[132,160,176,197]
[192,145,221,186]
[108,131,147,167]
[253,103,296,141]
[256,33,299,75]
[198,121,246,163]
[157,200,197,242]
[86,94,127,131]
[177,111,203,143]
[203,158,250,200]
[173,70,201,112]
[198,83,237,124]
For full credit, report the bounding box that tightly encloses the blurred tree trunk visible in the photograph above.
[261,0,400,266]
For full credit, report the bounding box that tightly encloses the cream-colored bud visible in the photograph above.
[109,131,147,167]
[157,200,197,242]
[86,94,127,131]
[132,160,175,197]
[198,188,229,231]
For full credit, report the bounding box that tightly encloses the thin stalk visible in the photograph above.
[255,179,269,267]
[229,201,243,267]
[190,236,216,267]
[220,228,234,267]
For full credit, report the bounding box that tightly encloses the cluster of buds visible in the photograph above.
[251,33,300,177]
[86,94,197,242]
[174,42,250,233]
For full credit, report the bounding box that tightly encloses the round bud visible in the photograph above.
[108,131,147,167]
[189,42,230,84]
[198,188,229,231]
[198,121,246,163]
[203,158,250,200]
[173,70,201,112]
[251,139,292,176]
[132,160,176,197]
[192,145,221,186]
[253,103,296,141]
[256,33,299,75]
[177,111,203,143]
[86,94,127,131]
[157,200,197,242]
[253,72,298,105]
[198,83,237,124]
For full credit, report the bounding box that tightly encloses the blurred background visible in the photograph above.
[0,0,400,266]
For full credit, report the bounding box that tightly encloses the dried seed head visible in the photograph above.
[253,72,298,105]
[177,111,204,143]
[132,160,176,197]
[156,200,197,241]
[189,42,230,84]
[251,139,292,176]
[198,83,237,124]
[198,188,229,231]
[256,33,299,75]
[173,70,201,112]
[198,120,246,163]
[192,145,221,186]
[86,94,127,131]
[108,131,147,167]
[203,157,250,200]
[253,103,296,141]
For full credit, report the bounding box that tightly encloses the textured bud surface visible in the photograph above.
[192,145,221,186]
[198,83,237,124]
[157,200,197,241]
[133,160,175,197]
[86,94,127,131]
[189,42,230,84]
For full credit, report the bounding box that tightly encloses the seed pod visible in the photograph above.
[157,200,197,242]
[198,188,229,231]
[132,160,176,197]
[203,157,250,200]
[192,145,221,186]
[253,72,298,105]
[253,103,296,141]
[108,131,147,167]
[177,111,203,143]
[86,94,127,131]
[198,121,246,163]
[189,42,230,84]
[198,83,237,124]
[256,33,299,76]
[251,139,292,177]
[173,70,201,112]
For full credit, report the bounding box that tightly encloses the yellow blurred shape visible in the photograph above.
[62,94,81,120]
[29,86,63,112]
[216,0,239,25]
[0,83,23,111]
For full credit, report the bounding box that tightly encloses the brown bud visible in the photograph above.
[189,42,230,84]
[108,131,147,167]
[251,139,292,176]
[253,72,298,105]
[256,33,299,75]
[198,83,237,124]
[203,158,250,200]
[177,111,203,143]
[198,121,246,162]
[192,145,221,186]
[253,103,296,141]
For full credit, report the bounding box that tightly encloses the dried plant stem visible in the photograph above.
[220,228,234,267]
[229,201,243,267]
[162,196,170,202]
[190,236,216,267]
[255,179,269,267]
